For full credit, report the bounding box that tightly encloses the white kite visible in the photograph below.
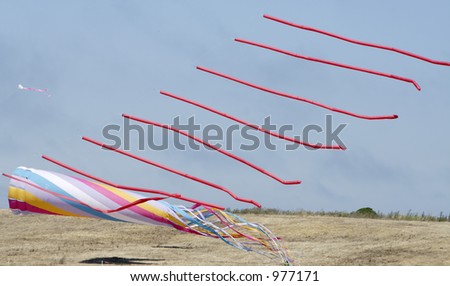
[18,84,51,97]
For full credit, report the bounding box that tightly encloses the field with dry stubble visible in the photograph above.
[0,209,449,266]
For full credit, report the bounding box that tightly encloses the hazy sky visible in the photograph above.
[1,0,449,215]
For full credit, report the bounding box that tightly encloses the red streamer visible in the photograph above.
[160,90,344,150]
[41,155,225,210]
[234,38,421,91]
[123,113,301,185]
[82,136,262,208]
[264,14,450,67]
[197,66,399,120]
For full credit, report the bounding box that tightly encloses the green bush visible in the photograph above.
[353,207,379,218]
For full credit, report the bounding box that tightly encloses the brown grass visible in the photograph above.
[1,210,449,266]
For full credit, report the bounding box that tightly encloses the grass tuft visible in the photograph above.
[227,208,450,222]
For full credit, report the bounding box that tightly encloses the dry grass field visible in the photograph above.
[1,209,449,266]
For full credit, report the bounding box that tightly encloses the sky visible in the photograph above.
[1,0,449,215]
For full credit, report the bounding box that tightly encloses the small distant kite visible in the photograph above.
[18,84,51,97]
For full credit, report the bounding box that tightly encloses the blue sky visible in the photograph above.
[1,0,449,215]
